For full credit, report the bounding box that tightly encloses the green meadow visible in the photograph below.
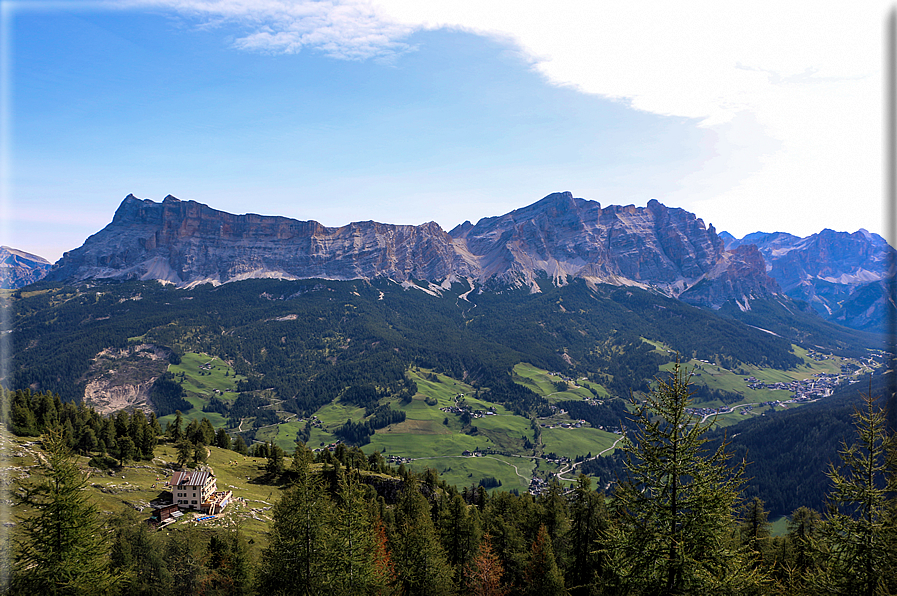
[512,362,604,402]
[413,453,535,494]
[541,426,620,459]
[158,352,245,428]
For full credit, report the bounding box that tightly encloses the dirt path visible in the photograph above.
[410,454,529,482]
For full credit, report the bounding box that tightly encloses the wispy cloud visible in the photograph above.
[115,0,414,59]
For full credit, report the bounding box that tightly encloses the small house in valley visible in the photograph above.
[170,467,233,514]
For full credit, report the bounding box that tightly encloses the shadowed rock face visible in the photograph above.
[726,228,893,291]
[679,245,782,309]
[0,246,51,289]
[47,192,781,306]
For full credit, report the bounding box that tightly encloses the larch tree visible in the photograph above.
[468,534,507,596]
[738,496,772,567]
[787,506,821,574]
[814,389,897,596]
[609,358,757,595]
[11,427,115,595]
[523,524,565,596]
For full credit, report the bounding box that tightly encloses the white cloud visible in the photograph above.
[116,0,891,238]
[370,1,887,237]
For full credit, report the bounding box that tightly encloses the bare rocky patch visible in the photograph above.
[81,344,171,415]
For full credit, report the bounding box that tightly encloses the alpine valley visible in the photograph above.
[4,191,895,515]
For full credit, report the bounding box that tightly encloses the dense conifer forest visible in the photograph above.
[11,277,851,409]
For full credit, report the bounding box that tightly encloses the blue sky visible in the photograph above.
[1,1,889,261]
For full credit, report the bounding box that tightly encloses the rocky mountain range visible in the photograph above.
[23,191,894,332]
[0,246,52,289]
[45,192,777,303]
[722,229,895,332]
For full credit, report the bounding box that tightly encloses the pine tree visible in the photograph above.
[216,427,232,450]
[390,481,454,595]
[108,509,170,595]
[202,528,254,595]
[164,525,210,593]
[439,493,481,591]
[118,435,135,466]
[176,439,193,468]
[168,410,184,441]
[815,389,897,596]
[523,524,565,596]
[11,427,115,595]
[233,434,249,456]
[328,471,386,594]
[567,474,609,595]
[266,443,285,476]
[256,460,333,595]
[609,358,755,595]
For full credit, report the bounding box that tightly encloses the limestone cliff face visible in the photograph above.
[47,195,472,286]
[727,229,893,292]
[679,245,781,309]
[47,192,782,307]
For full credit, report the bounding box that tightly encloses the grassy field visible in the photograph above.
[158,352,245,428]
[415,453,535,494]
[512,362,603,402]
[541,426,620,459]
[770,515,790,537]
[145,346,867,493]
[0,428,282,547]
[369,432,483,459]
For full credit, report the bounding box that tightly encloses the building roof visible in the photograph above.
[171,469,214,488]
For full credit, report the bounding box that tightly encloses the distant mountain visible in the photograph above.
[0,246,51,289]
[723,229,896,333]
[45,192,781,310]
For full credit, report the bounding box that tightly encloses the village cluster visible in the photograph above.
[439,394,498,418]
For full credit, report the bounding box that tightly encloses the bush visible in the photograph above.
[88,455,120,470]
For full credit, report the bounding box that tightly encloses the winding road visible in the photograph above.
[555,435,625,482]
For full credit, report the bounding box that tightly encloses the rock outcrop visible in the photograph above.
[451,192,744,296]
